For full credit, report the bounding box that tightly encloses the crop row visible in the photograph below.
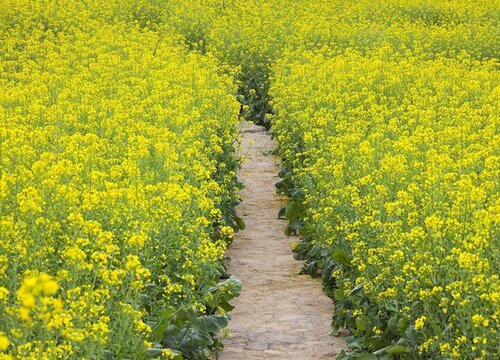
[271,48,499,359]
[1,1,242,359]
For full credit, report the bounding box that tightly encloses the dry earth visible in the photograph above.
[218,122,346,359]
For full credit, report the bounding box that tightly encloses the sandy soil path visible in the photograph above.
[219,122,346,359]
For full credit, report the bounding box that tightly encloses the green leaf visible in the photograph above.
[103,350,115,360]
[356,354,378,360]
[196,315,229,333]
[348,282,364,295]
[333,289,345,301]
[332,247,351,265]
[153,306,176,342]
[284,201,300,220]
[373,344,411,355]
[386,344,411,354]
[397,316,409,332]
[288,219,303,230]
[206,275,241,296]
[235,216,245,230]
[405,325,419,342]
[356,317,367,331]
[346,335,364,350]
[139,293,152,306]
[146,348,163,357]
[388,315,398,332]
[290,188,305,200]
[284,224,295,236]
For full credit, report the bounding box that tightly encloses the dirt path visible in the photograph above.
[219,122,346,359]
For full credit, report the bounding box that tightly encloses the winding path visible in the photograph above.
[219,122,346,359]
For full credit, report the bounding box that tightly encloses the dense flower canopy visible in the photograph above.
[1,0,498,359]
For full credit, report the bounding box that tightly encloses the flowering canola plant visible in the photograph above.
[0,1,241,359]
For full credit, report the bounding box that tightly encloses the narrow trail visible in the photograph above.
[219,122,346,359]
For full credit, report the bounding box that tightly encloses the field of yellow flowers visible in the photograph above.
[268,2,499,360]
[1,0,499,359]
[165,0,499,358]
[0,1,244,359]
[272,48,499,359]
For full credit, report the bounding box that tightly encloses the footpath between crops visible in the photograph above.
[218,121,346,359]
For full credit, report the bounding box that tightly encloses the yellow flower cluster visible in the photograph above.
[0,0,240,358]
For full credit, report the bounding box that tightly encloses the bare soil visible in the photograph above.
[218,122,346,359]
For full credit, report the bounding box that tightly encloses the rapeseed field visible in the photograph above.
[1,0,498,359]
